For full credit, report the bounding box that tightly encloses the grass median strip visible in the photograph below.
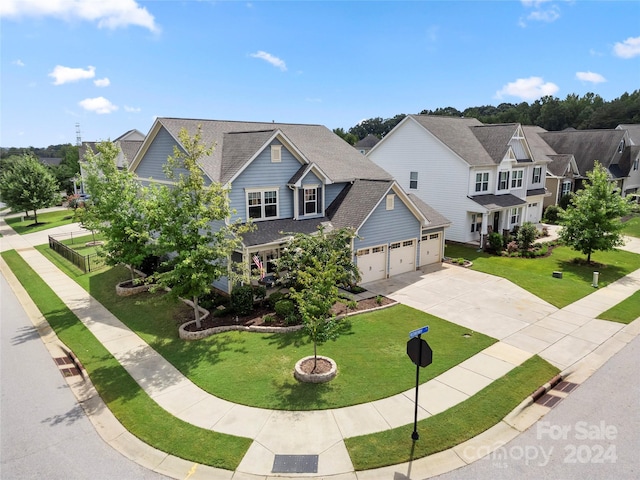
[344,355,559,470]
[2,250,251,470]
[597,290,640,324]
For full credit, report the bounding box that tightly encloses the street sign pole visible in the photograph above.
[412,334,422,441]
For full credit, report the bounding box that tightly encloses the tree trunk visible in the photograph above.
[313,340,318,372]
[33,209,38,224]
[193,295,201,329]
[129,264,136,282]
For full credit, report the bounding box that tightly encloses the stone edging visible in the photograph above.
[115,281,151,297]
[179,320,303,340]
[293,355,337,383]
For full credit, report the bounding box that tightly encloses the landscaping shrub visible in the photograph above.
[199,290,227,310]
[267,290,286,309]
[274,299,297,324]
[517,222,537,252]
[506,241,519,254]
[253,285,267,304]
[543,205,562,224]
[487,232,504,253]
[559,193,572,210]
[230,285,254,316]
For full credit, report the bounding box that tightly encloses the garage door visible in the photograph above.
[420,232,442,266]
[357,245,386,283]
[389,239,416,276]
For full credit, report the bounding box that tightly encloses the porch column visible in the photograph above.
[480,213,489,248]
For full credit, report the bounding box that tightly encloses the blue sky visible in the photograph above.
[1,0,639,148]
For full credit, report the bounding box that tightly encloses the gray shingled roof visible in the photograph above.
[408,115,496,166]
[539,129,627,178]
[119,140,143,168]
[471,194,526,209]
[523,125,556,164]
[220,130,276,183]
[407,194,451,228]
[618,124,640,145]
[526,188,547,196]
[471,124,520,163]
[240,217,328,246]
[325,179,393,230]
[355,134,380,149]
[547,154,576,177]
[155,118,393,184]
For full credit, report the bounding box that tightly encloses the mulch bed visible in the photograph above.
[177,295,396,332]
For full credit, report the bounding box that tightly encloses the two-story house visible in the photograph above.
[128,118,450,291]
[367,115,549,246]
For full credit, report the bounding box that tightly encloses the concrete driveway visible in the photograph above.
[362,264,558,340]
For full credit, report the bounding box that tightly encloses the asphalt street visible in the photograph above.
[0,273,167,480]
[434,334,640,480]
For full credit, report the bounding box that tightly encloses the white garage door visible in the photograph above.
[389,239,416,276]
[420,232,442,266]
[357,245,387,283]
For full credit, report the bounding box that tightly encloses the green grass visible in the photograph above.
[444,243,640,308]
[597,290,640,324]
[345,355,559,470]
[5,209,78,234]
[36,246,497,410]
[621,215,640,238]
[2,250,251,469]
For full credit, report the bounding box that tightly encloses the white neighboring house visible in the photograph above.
[367,115,550,246]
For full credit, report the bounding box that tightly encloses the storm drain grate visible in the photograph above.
[272,454,318,473]
[553,381,579,393]
[535,393,562,408]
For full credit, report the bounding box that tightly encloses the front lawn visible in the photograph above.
[621,215,640,238]
[35,245,496,410]
[5,209,78,234]
[444,243,640,308]
[1,250,251,469]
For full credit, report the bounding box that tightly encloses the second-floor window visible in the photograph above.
[247,189,278,220]
[511,169,524,189]
[304,188,316,214]
[475,172,489,192]
[498,171,509,190]
[532,166,542,184]
[409,171,418,189]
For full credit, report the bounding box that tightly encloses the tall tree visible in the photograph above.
[83,141,153,282]
[150,126,251,329]
[0,153,59,223]
[559,162,631,263]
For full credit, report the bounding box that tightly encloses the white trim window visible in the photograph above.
[561,181,572,197]
[304,188,317,215]
[532,166,542,184]
[475,172,489,192]
[247,188,278,220]
[511,169,524,189]
[510,207,521,226]
[470,213,482,233]
[498,171,510,191]
[409,171,418,189]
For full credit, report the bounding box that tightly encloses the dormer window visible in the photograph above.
[618,140,625,153]
[304,188,317,214]
[271,145,282,163]
[299,185,322,216]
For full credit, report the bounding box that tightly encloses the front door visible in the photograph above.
[493,211,500,233]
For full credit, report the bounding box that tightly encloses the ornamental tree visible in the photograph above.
[0,153,59,223]
[83,141,153,282]
[277,227,359,371]
[559,161,631,263]
[150,126,251,329]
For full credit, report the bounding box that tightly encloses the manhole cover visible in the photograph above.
[272,454,318,473]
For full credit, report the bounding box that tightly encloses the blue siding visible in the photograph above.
[300,171,321,186]
[354,197,420,250]
[325,183,346,207]
[228,142,303,222]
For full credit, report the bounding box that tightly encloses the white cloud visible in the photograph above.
[124,105,141,113]
[94,77,110,87]
[613,36,640,59]
[49,65,95,85]
[79,96,118,114]
[250,51,287,71]
[12,59,25,67]
[496,76,559,101]
[0,0,160,33]
[576,71,606,84]
[519,0,560,27]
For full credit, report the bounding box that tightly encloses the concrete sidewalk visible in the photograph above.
[1,216,639,479]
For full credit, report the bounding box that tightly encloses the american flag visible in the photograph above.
[252,255,265,279]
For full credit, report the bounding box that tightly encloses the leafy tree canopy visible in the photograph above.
[559,162,632,263]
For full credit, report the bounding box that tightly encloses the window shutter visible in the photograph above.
[298,188,304,216]
[316,187,322,214]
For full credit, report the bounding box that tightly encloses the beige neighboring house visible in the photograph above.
[79,129,145,194]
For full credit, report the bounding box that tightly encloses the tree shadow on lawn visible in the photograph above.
[556,257,628,285]
[269,372,338,410]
